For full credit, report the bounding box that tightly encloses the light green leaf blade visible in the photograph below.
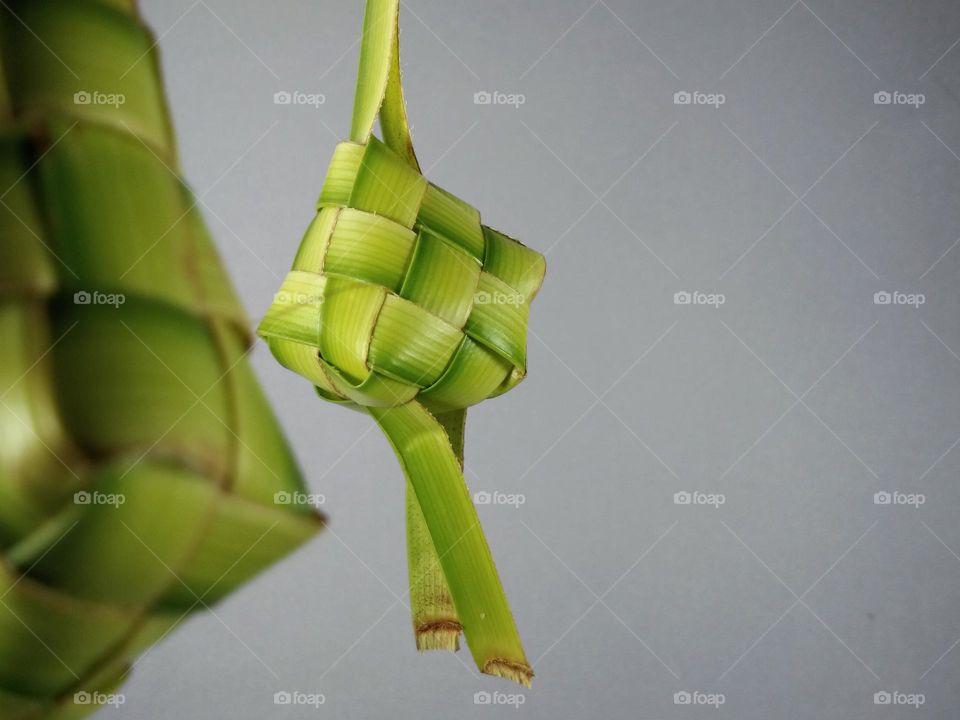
[350,0,400,144]
[370,401,532,686]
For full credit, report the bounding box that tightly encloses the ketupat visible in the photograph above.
[0,1,323,718]
[258,0,545,686]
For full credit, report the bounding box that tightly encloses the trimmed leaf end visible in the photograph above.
[482,658,534,688]
[415,620,462,652]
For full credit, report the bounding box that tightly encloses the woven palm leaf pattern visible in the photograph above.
[0,1,323,718]
[260,136,546,412]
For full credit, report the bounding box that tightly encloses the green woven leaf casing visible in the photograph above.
[0,1,323,717]
[261,136,546,413]
[257,0,545,687]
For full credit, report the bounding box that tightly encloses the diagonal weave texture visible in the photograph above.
[260,136,546,412]
[0,2,323,717]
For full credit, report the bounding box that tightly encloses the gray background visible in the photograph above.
[121,0,960,717]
